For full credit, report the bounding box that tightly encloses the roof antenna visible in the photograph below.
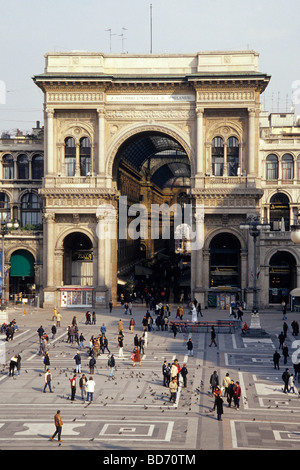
[105,28,116,53]
[119,27,127,53]
[150,4,153,54]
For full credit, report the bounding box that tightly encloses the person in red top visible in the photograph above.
[242,322,248,335]
[70,374,77,401]
[234,381,241,409]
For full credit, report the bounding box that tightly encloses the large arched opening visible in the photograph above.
[112,130,192,303]
[208,233,241,309]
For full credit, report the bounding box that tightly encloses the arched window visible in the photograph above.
[266,154,278,180]
[64,137,76,176]
[297,155,300,180]
[227,137,239,176]
[17,154,29,180]
[270,193,290,231]
[80,137,91,176]
[282,154,293,180]
[3,154,14,179]
[212,137,224,176]
[32,154,44,179]
[21,193,41,229]
[0,192,10,221]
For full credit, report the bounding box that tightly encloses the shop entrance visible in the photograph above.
[269,251,296,304]
[9,249,35,303]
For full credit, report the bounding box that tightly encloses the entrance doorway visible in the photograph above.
[209,233,241,309]
[9,249,35,302]
[269,251,296,303]
[63,232,93,286]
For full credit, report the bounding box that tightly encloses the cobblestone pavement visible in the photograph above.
[0,303,299,451]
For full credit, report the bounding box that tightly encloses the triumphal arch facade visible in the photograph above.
[33,50,270,308]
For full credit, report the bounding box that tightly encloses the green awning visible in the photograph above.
[10,250,34,277]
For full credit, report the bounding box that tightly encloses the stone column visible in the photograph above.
[196,107,204,174]
[248,108,256,176]
[75,142,80,176]
[46,109,54,175]
[44,213,55,287]
[97,108,105,174]
[223,142,228,176]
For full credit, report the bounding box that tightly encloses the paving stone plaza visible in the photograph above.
[1,302,300,452]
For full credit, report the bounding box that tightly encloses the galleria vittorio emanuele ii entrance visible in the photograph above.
[32,49,283,310]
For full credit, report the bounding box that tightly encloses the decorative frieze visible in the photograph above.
[48,92,104,103]
[105,109,195,120]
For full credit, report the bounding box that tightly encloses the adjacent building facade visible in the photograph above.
[1,50,299,310]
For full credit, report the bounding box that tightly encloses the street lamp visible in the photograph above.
[240,216,270,314]
[1,219,19,308]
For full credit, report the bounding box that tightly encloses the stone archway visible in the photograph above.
[109,127,193,303]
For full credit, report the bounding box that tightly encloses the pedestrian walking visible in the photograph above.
[50,410,63,442]
[234,381,241,409]
[78,333,85,350]
[282,300,287,320]
[43,368,53,393]
[138,336,145,355]
[92,312,96,325]
[212,385,222,411]
[52,307,57,322]
[79,374,87,401]
[44,351,50,370]
[70,374,77,401]
[89,355,96,374]
[288,373,296,393]
[16,354,22,376]
[227,379,236,407]
[210,370,219,394]
[56,312,61,327]
[186,338,194,356]
[169,376,178,403]
[273,350,280,369]
[129,317,136,333]
[282,368,290,393]
[222,372,231,398]
[101,335,110,355]
[181,363,188,388]
[171,323,178,338]
[74,351,81,373]
[108,354,115,377]
[85,311,91,325]
[282,344,289,364]
[118,334,124,357]
[9,355,18,376]
[51,324,56,340]
[86,376,96,402]
[109,300,113,312]
[278,331,285,349]
[162,360,170,387]
[131,346,141,367]
[118,319,124,335]
[215,394,224,421]
[209,326,217,347]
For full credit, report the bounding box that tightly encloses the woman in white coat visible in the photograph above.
[86,376,96,402]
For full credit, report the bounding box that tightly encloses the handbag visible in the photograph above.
[131,353,135,360]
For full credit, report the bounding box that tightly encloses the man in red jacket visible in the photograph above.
[234,381,241,410]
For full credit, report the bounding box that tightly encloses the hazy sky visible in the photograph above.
[0,0,299,133]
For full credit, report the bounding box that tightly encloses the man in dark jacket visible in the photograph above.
[273,350,280,369]
[282,368,290,393]
[210,370,219,394]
